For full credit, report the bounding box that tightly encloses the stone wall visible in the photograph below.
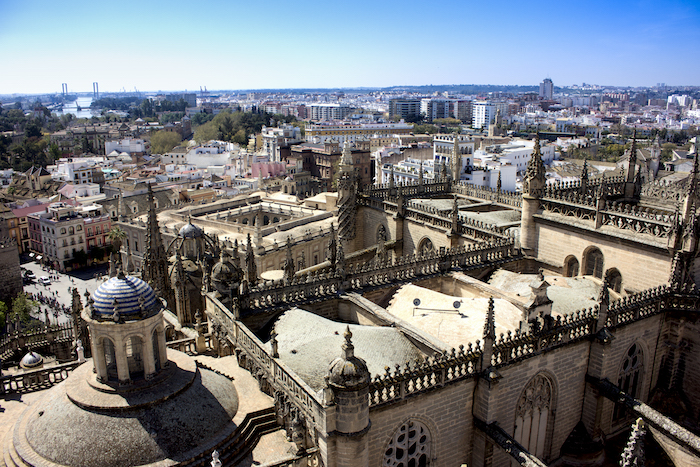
[534,218,671,291]
[367,379,476,467]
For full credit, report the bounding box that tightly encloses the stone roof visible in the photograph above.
[267,308,425,391]
[386,284,523,349]
[20,356,239,467]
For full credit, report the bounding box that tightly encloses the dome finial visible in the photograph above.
[342,325,354,359]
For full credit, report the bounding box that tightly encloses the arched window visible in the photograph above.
[418,238,434,256]
[564,256,579,277]
[126,336,144,380]
[152,329,161,372]
[242,218,248,225]
[69,227,74,235]
[103,338,118,382]
[584,247,604,279]
[383,419,431,467]
[613,343,643,422]
[605,268,622,293]
[60,228,66,235]
[263,215,270,225]
[514,374,554,460]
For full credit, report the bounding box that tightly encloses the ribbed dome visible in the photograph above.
[20,351,44,369]
[178,222,203,238]
[92,275,159,319]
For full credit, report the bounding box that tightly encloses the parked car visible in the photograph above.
[39,276,51,285]
[25,271,36,280]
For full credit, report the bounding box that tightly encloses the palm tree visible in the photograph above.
[107,226,127,252]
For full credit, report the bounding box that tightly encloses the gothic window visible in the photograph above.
[514,374,554,460]
[584,247,604,279]
[604,268,622,293]
[613,343,643,422]
[383,419,431,467]
[564,256,579,277]
[418,238,434,256]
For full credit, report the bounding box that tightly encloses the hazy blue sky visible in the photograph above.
[1,0,699,94]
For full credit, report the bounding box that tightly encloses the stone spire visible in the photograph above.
[172,250,191,325]
[496,171,502,193]
[337,141,357,247]
[389,165,395,189]
[481,297,496,371]
[418,160,424,186]
[327,224,337,267]
[452,134,461,181]
[580,159,589,194]
[245,233,257,286]
[283,238,295,284]
[620,418,646,467]
[142,183,175,309]
[451,196,459,234]
[626,130,638,185]
[523,133,546,197]
[483,296,496,341]
[70,287,84,345]
[118,191,126,221]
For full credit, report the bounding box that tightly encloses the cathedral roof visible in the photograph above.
[92,274,159,319]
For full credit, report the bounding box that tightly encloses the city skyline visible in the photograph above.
[1,0,699,95]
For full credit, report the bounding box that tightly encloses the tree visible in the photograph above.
[108,226,127,251]
[150,130,182,154]
[10,292,37,327]
[0,300,7,330]
[7,186,16,199]
[73,249,88,268]
[48,143,62,161]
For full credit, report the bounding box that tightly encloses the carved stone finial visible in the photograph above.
[523,133,546,197]
[484,297,496,340]
[342,326,354,359]
[620,418,645,467]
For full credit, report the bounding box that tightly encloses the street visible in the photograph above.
[20,260,109,326]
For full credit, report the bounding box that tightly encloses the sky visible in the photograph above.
[1,0,699,95]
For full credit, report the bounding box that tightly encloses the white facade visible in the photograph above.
[261,124,303,162]
[472,101,496,129]
[105,138,146,155]
[420,98,451,122]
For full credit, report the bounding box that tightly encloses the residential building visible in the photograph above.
[420,98,451,122]
[305,122,413,144]
[388,98,421,120]
[540,78,554,100]
[472,101,496,129]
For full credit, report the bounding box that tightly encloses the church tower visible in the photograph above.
[142,184,175,309]
[520,134,546,254]
[337,141,358,249]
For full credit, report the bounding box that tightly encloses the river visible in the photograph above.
[58,97,96,119]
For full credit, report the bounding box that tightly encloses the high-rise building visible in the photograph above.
[539,78,554,100]
[420,98,451,123]
[472,101,496,129]
[389,98,421,120]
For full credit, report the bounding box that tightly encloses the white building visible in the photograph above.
[308,104,353,121]
[261,124,303,162]
[105,138,146,155]
[472,101,496,130]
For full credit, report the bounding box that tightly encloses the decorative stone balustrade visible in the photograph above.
[0,360,82,394]
[243,239,517,313]
[0,323,74,361]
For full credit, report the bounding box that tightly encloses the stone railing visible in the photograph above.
[369,343,481,408]
[599,201,674,238]
[366,284,694,409]
[165,334,213,355]
[361,180,452,200]
[543,175,626,200]
[244,239,517,313]
[404,201,512,240]
[539,196,675,239]
[641,180,686,205]
[452,182,522,208]
[0,323,75,361]
[0,360,83,394]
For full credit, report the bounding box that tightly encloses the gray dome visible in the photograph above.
[178,222,204,238]
[20,351,43,369]
[92,274,159,320]
[328,327,370,389]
